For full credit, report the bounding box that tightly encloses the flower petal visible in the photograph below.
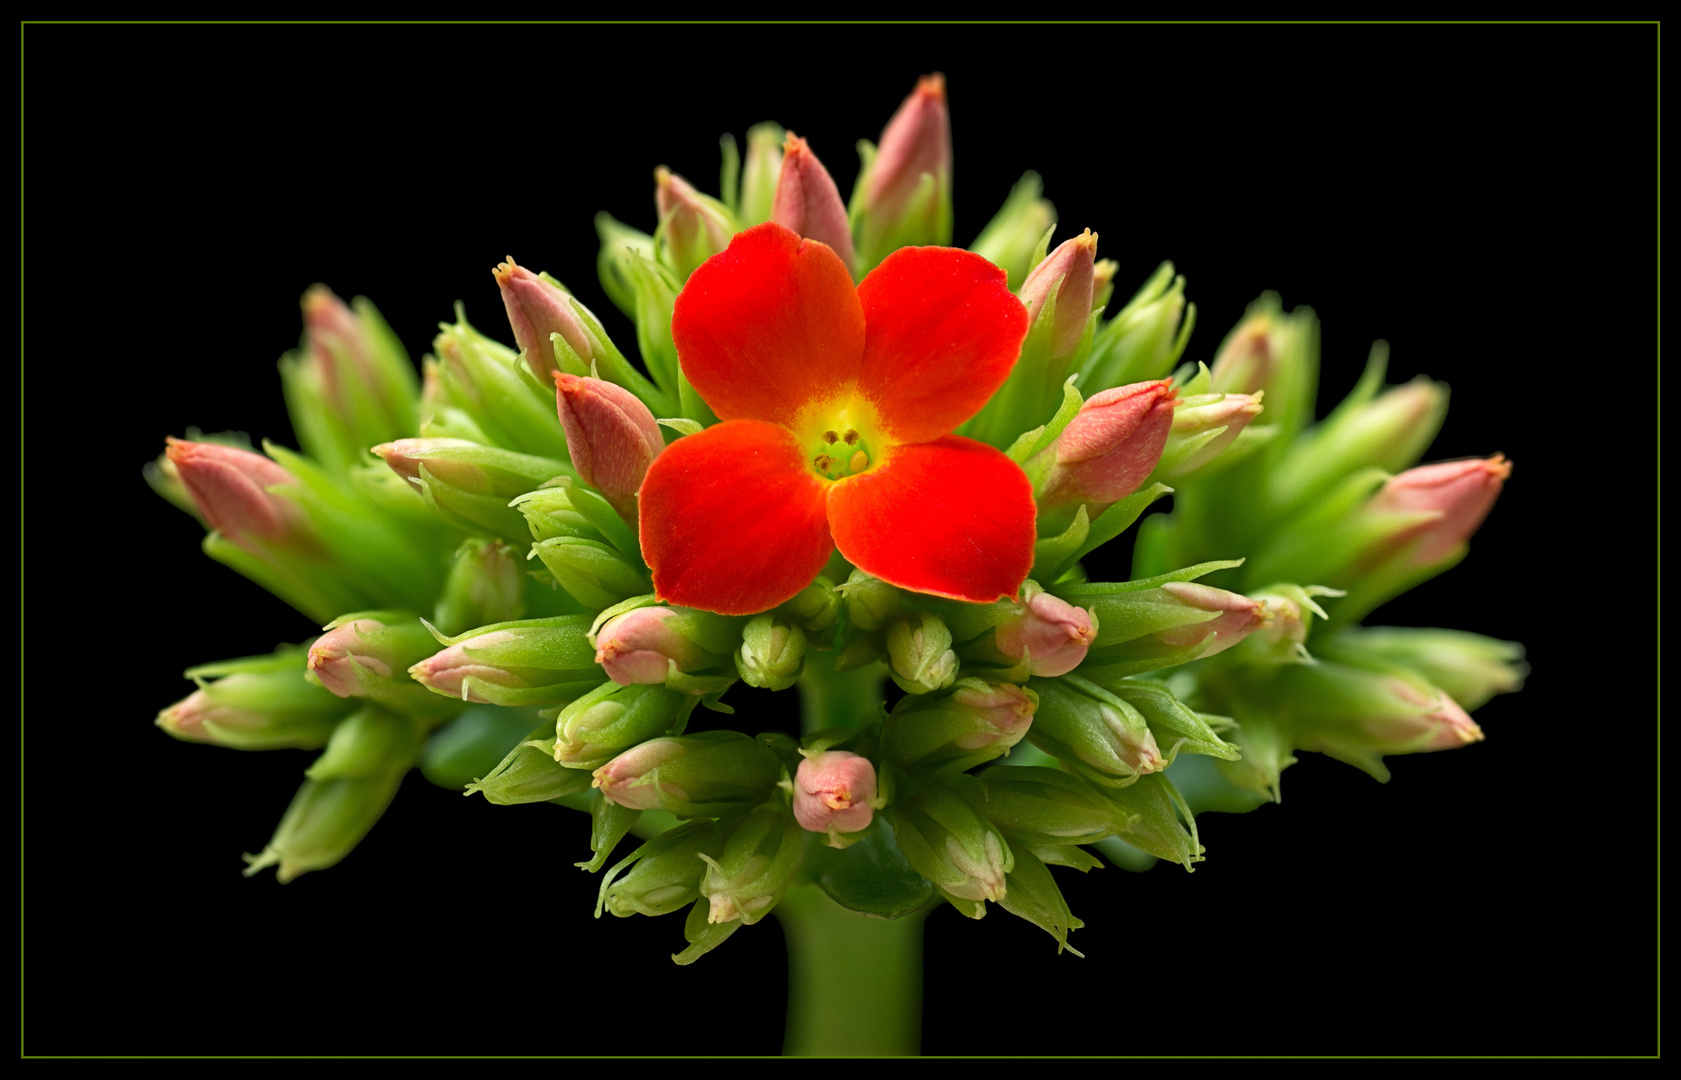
[855,247,1028,443]
[828,435,1034,604]
[639,419,834,615]
[671,221,866,424]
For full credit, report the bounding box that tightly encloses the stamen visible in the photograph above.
[824,430,839,445]
[849,450,868,473]
[814,454,834,473]
[843,430,859,445]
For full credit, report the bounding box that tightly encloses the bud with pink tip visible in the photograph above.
[1030,380,1178,511]
[992,582,1097,677]
[555,373,664,521]
[164,437,312,553]
[492,257,594,384]
[157,647,353,751]
[793,750,878,841]
[882,677,1039,774]
[305,612,453,719]
[856,73,953,268]
[407,616,600,708]
[1158,391,1266,477]
[592,732,783,815]
[594,605,713,686]
[1154,582,1269,658]
[1277,660,1487,781]
[1367,454,1512,567]
[1019,229,1098,362]
[655,166,736,281]
[772,132,857,274]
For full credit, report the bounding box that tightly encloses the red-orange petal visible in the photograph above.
[671,222,866,425]
[828,435,1035,604]
[639,419,834,615]
[855,246,1029,444]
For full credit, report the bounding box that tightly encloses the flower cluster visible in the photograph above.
[147,75,1522,962]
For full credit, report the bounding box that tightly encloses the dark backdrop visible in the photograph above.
[23,23,1656,1057]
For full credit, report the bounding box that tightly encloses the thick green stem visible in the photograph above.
[796,660,887,735]
[775,885,927,1057]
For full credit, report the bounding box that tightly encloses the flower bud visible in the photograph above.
[158,647,354,751]
[554,682,694,770]
[772,132,857,274]
[1157,390,1265,477]
[838,569,904,632]
[885,612,958,695]
[1090,258,1118,312]
[992,581,1096,677]
[373,438,571,541]
[1019,229,1098,362]
[891,775,1013,914]
[530,537,653,610]
[242,706,422,883]
[592,732,783,816]
[968,171,1056,291]
[554,373,664,521]
[1152,582,1269,658]
[427,318,573,460]
[595,606,708,685]
[279,287,418,475]
[882,678,1037,774]
[600,820,724,918]
[432,538,525,637]
[857,73,952,269]
[509,486,608,544]
[1030,380,1177,512]
[1210,308,1281,396]
[976,764,1130,845]
[464,728,595,805]
[698,802,804,925]
[1364,454,1511,567]
[305,612,455,720]
[1325,626,1527,712]
[783,575,840,634]
[737,121,785,227]
[1271,371,1449,511]
[1027,677,1167,783]
[737,613,807,691]
[1080,262,1192,390]
[493,257,594,383]
[655,167,736,281]
[793,750,878,841]
[164,438,311,552]
[407,616,600,707]
[1274,661,1485,781]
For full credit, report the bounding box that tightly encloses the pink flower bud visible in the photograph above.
[993,587,1096,677]
[1368,454,1512,567]
[655,167,733,279]
[1165,391,1265,476]
[1386,678,1485,750]
[164,438,309,550]
[1019,229,1098,360]
[1036,380,1178,508]
[492,257,594,383]
[156,689,253,744]
[1156,582,1269,657]
[370,437,485,489]
[306,619,394,698]
[592,738,689,810]
[593,606,707,685]
[554,374,664,520]
[771,132,857,273]
[407,631,524,703]
[301,286,379,410]
[793,751,877,836]
[868,73,950,222]
[948,680,1038,750]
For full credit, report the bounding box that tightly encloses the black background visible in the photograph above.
[23,23,1656,1057]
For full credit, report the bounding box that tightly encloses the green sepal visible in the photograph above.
[807,823,935,919]
[1102,772,1204,871]
[1005,375,1083,465]
[564,289,673,416]
[1014,837,1105,873]
[596,819,722,919]
[1080,261,1195,390]
[657,417,705,438]
[673,897,744,966]
[623,245,684,404]
[997,836,1085,956]
[975,764,1125,845]
[430,311,572,459]
[529,536,653,610]
[419,706,538,791]
[1101,678,1240,762]
[548,477,643,566]
[1319,626,1527,711]
[968,171,1056,291]
[581,793,643,873]
[594,212,656,320]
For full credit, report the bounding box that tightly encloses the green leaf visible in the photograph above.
[810,825,935,919]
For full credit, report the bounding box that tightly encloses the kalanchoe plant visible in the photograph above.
[145,74,1524,1057]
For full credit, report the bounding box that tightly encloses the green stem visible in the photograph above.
[775,885,927,1057]
[796,660,887,735]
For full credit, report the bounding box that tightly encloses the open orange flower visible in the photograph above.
[639,221,1036,616]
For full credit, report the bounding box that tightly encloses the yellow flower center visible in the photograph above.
[797,391,883,482]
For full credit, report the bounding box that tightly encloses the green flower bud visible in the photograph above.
[554,682,697,770]
[592,732,785,817]
[884,612,958,695]
[599,820,724,918]
[968,171,1055,291]
[427,314,571,459]
[891,774,1014,917]
[1080,260,1194,391]
[372,438,572,544]
[431,539,526,636]
[419,707,550,793]
[408,616,601,707]
[698,801,805,926]
[975,764,1128,846]
[509,486,607,544]
[1026,677,1167,784]
[242,706,423,883]
[464,726,595,805]
[655,167,739,282]
[1321,626,1527,712]
[529,537,652,610]
[882,678,1037,775]
[1102,773,1204,871]
[838,569,903,632]
[737,613,807,690]
[737,121,785,227]
[158,646,354,751]
[783,575,841,635]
